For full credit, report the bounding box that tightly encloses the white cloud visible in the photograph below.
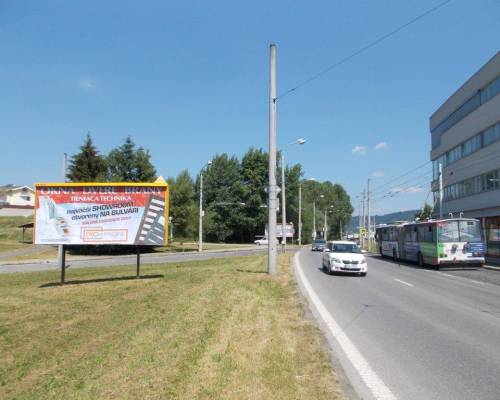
[405,186,424,193]
[78,77,98,92]
[372,171,384,178]
[352,145,367,155]
[374,142,388,150]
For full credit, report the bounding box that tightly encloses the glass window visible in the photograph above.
[332,243,361,253]
[484,170,499,191]
[480,75,500,104]
[447,145,462,165]
[462,134,482,156]
[483,123,500,146]
[438,221,460,243]
[459,220,482,242]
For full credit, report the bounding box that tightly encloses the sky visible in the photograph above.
[1,0,499,216]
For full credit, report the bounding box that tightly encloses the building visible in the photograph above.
[0,185,35,216]
[430,52,500,258]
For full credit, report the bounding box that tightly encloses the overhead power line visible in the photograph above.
[276,0,453,100]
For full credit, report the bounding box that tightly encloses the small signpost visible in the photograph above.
[34,182,169,283]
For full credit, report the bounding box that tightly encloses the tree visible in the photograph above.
[201,154,245,242]
[67,134,107,182]
[169,170,196,239]
[415,203,433,220]
[240,148,269,242]
[107,136,157,182]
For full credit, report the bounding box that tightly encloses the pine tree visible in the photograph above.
[67,134,107,182]
[107,136,157,182]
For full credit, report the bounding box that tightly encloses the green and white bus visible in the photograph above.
[375,218,485,267]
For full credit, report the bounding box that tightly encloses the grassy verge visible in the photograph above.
[0,254,341,400]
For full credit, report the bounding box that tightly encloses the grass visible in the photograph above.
[0,216,34,253]
[0,254,342,400]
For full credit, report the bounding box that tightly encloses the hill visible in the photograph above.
[347,209,419,233]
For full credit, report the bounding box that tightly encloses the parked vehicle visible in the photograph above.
[311,239,326,251]
[254,236,269,245]
[375,218,485,268]
[322,241,367,276]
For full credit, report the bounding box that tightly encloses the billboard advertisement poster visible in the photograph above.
[265,223,294,238]
[34,183,169,245]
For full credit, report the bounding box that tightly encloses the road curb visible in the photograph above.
[482,264,500,272]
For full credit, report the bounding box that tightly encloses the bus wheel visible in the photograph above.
[392,249,397,262]
[418,253,424,267]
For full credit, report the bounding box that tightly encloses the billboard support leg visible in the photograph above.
[60,245,66,284]
[136,246,140,278]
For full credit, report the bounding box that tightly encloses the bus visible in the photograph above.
[375,218,485,268]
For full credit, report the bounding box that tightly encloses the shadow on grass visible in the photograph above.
[39,274,164,288]
[236,268,267,274]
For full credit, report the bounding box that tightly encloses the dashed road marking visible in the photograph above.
[295,253,397,400]
[393,278,413,287]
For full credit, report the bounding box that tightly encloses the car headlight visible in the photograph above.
[331,258,341,263]
[360,258,366,264]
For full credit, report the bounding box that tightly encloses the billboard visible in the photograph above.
[265,223,294,238]
[34,183,169,245]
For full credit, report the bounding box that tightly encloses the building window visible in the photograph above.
[20,195,31,201]
[431,74,500,150]
[462,134,482,157]
[480,75,500,104]
[483,123,500,146]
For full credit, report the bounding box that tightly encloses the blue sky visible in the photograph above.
[1,0,499,215]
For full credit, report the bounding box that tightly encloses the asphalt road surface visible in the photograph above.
[296,249,500,400]
[0,247,268,273]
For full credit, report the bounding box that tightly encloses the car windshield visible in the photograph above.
[314,240,326,244]
[331,243,361,253]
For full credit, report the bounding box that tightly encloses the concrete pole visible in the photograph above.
[439,162,443,220]
[367,178,371,251]
[298,182,302,246]
[313,201,316,240]
[324,210,327,240]
[281,153,286,252]
[268,44,277,275]
[198,172,203,252]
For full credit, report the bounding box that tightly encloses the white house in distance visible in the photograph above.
[0,185,35,216]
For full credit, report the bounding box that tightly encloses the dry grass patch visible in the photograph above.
[0,254,342,400]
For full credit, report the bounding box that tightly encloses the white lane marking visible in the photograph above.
[295,253,397,400]
[440,272,485,285]
[393,278,413,287]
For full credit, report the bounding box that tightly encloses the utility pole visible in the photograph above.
[198,172,203,252]
[57,153,67,271]
[281,153,287,252]
[313,201,316,240]
[268,44,277,275]
[438,162,443,220]
[367,178,371,251]
[361,190,365,249]
[298,182,302,246]
[324,209,327,240]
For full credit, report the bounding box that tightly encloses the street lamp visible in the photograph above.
[198,160,212,252]
[298,178,315,246]
[280,138,306,251]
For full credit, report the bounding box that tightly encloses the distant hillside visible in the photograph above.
[347,210,419,233]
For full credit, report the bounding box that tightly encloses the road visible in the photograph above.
[295,248,500,400]
[0,247,267,273]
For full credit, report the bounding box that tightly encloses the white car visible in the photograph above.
[322,241,367,276]
[254,237,269,245]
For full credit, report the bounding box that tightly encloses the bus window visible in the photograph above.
[424,225,435,242]
[459,220,482,242]
[417,225,427,242]
[438,221,460,242]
